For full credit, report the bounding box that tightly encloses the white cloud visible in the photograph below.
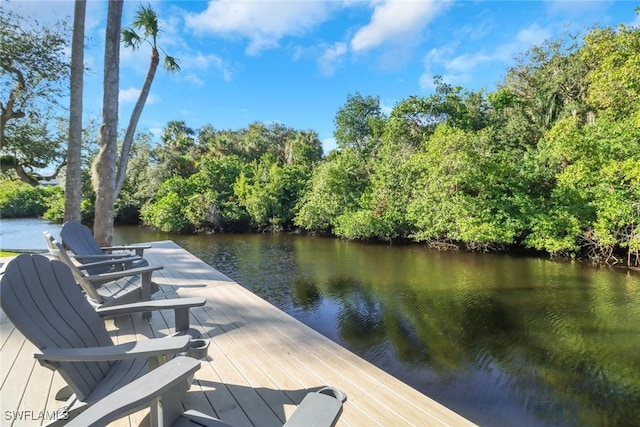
[148,127,165,139]
[419,45,454,90]
[321,136,337,153]
[446,52,493,73]
[119,5,235,86]
[419,24,552,91]
[456,16,494,42]
[119,87,159,104]
[183,73,205,86]
[317,42,348,76]
[351,0,451,52]
[179,52,234,82]
[380,100,393,116]
[515,24,553,47]
[1,1,72,26]
[185,0,334,55]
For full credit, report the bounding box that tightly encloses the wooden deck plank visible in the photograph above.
[1,319,15,349]
[161,267,443,425]
[191,302,306,417]
[13,360,55,427]
[0,322,22,387]
[147,240,475,426]
[42,373,71,426]
[0,242,476,427]
[186,303,286,427]
[1,336,39,426]
[207,283,416,426]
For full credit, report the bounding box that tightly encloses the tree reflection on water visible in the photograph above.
[112,228,640,426]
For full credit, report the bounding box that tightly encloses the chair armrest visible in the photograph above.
[64,357,202,427]
[102,244,151,251]
[283,387,347,427]
[34,336,190,362]
[72,253,138,261]
[102,245,151,257]
[96,297,206,337]
[73,256,143,270]
[83,264,163,283]
[96,297,206,317]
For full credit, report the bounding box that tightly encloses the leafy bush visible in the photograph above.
[141,190,192,233]
[41,184,95,223]
[0,180,49,217]
[41,185,65,221]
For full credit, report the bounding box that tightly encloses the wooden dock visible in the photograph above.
[1,240,475,426]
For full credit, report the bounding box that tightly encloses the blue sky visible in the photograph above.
[7,1,639,153]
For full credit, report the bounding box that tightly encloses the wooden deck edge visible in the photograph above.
[0,242,477,427]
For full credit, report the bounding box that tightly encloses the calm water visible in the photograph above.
[3,220,640,426]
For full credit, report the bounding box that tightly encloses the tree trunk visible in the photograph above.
[92,0,122,246]
[65,0,86,223]
[115,47,159,196]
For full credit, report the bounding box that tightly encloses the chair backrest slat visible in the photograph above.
[61,222,115,275]
[0,254,114,401]
[61,221,105,257]
[44,232,104,304]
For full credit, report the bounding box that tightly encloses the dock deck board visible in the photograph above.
[0,240,475,426]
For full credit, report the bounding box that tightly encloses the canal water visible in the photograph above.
[2,219,639,426]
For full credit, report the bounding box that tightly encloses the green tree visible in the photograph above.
[140,183,192,233]
[333,144,417,241]
[407,125,524,250]
[235,155,309,230]
[520,22,640,263]
[495,33,588,148]
[580,23,640,119]
[333,92,386,155]
[295,149,370,234]
[155,120,200,177]
[383,79,488,152]
[0,178,49,217]
[0,9,70,185]
[115,132,158,222]
[116,4,180,196]
[527,115,640,261]
[283,130,323,166]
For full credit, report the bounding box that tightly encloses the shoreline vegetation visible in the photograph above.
[1,17,639,268]
[0,250,20,257]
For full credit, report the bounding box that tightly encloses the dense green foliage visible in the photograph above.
[0,179,57,217]
[293,21,640,265]
[139,122,322,233]
[5,18,638,265]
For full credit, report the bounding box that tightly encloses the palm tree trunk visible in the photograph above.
[93,0,122,246]
[115,47,159,196]
[65,0,86,223]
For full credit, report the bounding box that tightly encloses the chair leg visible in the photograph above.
[141,272,153,319]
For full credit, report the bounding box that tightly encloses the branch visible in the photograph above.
[0,159,39,186]
[0,62,28,150]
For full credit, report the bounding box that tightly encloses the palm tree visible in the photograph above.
[115,5,180,196]
[64,0,86,222]
[93,0,122,246]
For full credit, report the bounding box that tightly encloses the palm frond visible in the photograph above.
[121,28,141,49]
[133,5,158,42]
[164,55,181,74]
